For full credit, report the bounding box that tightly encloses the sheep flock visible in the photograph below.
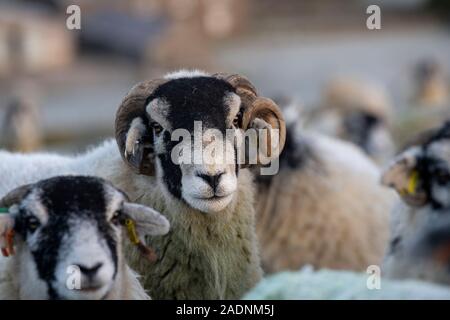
[1,69,450,300]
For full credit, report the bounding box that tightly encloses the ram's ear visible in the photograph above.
[381,147,427,206]
[122,203,170,237]
[0,213,15,257]
[122,117,154,172]
[115,79,167,176]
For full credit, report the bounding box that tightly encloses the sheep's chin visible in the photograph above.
[183,193,234,214]
[53,282,113,300]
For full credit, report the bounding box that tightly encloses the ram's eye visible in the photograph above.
[233,113,241,127]
[435,168,450,185]
[111,211,122,225]
[26,216,40,232]
[151,122,163,135]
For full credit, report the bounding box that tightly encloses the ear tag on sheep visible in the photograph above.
[125,219,157,263]
[0,208,15,257]
[1,229,15,257]
[0,219,15,257]
[125,218,140,244]
[406,170,419,195]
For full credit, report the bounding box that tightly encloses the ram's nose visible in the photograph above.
[197,172,224,192]
[76,262,103,280]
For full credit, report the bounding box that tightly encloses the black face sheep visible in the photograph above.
[382,121,450,284]
[0,70,286,299]
[0,176,170,300]
[307,77,395,165]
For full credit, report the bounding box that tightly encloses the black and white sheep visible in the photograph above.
[306,77,395,165]
[382,121,450,284]
[0,70,286,299]
[0,176,170,300]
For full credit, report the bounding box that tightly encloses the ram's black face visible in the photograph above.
[12,176,126,300]
[416,138,450,210]
[145,76,243,214]
[151,77,234,133]
[382,122,450,209]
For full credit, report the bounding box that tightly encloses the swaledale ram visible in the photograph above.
[255,103,395,273]
[0,176,169,300]
[382,121,450,285]
[0,70,286,299]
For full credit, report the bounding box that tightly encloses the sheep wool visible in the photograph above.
[124,168,262,299]
[255,124,395,273]
[0,140,262,299]
[244,267,450,300]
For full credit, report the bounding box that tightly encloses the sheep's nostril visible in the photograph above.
[77,262,103,278]
[197,173,224,191]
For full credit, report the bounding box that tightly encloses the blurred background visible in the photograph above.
[0,0,449,157]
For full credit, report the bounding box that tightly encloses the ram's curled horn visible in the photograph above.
[115,79,168,176]
[213,73,258,104]
[213,73,286,167]
[0,184,32,208]
[242,97,286,164]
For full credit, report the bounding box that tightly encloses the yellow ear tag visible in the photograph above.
[125,219,140,245]
[407,170,419,195]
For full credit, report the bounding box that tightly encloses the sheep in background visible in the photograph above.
[0,96,42,152]
[306,77,395,165]
[0,176,170,300]
[413,59,448,108]
[255,102,395,274]
[382,121,450,285]
[0,70,286,299]
[383,209,450,286]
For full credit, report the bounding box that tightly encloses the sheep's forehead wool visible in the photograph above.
[14,176,122,299]
[164,69,209,80]
[148,76,237,132]
[38,176,107,215]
